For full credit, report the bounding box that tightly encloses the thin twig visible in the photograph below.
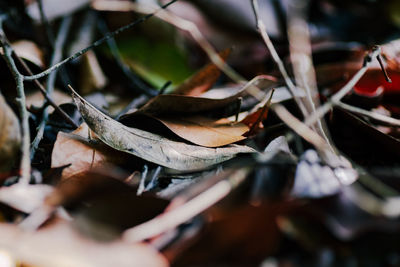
[251,0,308,117]
[137,165,148,196]
[304,47,381,127]
[14,53,78,128]
[286,0,334,152]
[0,21,30,185]
[31,17,72,159]
[336,101,400,127]
[144,166,162,191]
[22,0,179,81]
[158,80,171,95]
[273,104,329,151]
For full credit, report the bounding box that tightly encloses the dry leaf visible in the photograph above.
[51,123,132,180]
[12,40,45,68]
[0,40,45,68]
[0,93,21,174]
[173,48,231,96]
[316,62,398,94]
[154,115,248,147]
[80,51,108,94]
[119,76,279,148]
[70,87,256,171]
[132,75,277,116]
[26,88,72,111]
[241,89,274,136]
[135,92,244,116]
[0,222,168,267]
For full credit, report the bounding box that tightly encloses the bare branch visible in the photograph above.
[0,21,31,184]
[14,52,78,128]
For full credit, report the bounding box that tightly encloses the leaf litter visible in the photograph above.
[1,1,400,266]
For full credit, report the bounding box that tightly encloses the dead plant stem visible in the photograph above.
[251,0,308,117]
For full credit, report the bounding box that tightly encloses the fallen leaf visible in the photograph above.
[73,191,169,241]
[51,123,133,180]
[79,50,108,94]
[153,115,248,147]
[119,76,278,148]
[26,88,72,110]
[0,93,21,175]
[331,108,400,159]
[70,87,256,171]
[134,92,244,116]
[131,75,277,116]
[46,168,136,208]
[4,40,45,68]
[316,62,399,95]
[0,222,168,267]
[173,48,231,96]
[241,89,274,136]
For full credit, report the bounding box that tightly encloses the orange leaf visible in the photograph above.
[51,123,131,180]
[173,48,231,96]
[241,89,274,136]
[155,115,249,147]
